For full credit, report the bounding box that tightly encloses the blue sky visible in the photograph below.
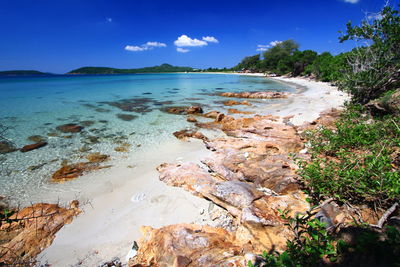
[0,0,395,73]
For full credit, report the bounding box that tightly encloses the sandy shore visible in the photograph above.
[38,75,349,266]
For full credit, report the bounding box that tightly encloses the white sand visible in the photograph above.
[38,75,349,266]
[270,77,349,125]
[38,140,212,266]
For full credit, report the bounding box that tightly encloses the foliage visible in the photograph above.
[338,4,400,104]
[248,209,338,267]
[0,70,48,76]
[233,54,261,71]
[298,104,400,207]
[261,40,300,74]
[68,63,194,74]
[249,209,400,267]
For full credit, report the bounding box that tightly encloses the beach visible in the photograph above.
[35,75,349,266]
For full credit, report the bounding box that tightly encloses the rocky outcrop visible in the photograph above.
[86,152,110,163]
[0,201,81,265]
[130,113,311,266]
[219,91,289,99]
[129,224,250,267]
[20,141,48,152]
[227,108,253,115]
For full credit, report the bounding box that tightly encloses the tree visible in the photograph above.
[262,39,299,74]
[339,4,400,104]
[233,54,260,71]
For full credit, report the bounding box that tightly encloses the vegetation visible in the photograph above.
[249,4,400,267]
[299,105,400,208]
[0,70,49,76]
[68,63,194,74]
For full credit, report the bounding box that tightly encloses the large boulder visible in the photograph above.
[366,89,400,115]
[0,201,80,264]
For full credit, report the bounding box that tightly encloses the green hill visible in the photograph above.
[68,64,194,74]
[0,70,49,76]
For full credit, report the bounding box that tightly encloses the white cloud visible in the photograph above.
[256,41,282,52]
[145,41,167,47]
[125,41,167,52]
[202,36,219,43]
[174,35,208,47]
[176,47,190,53]
[343,0,359,3]
[125,45,147,52]
[269,40,282,47]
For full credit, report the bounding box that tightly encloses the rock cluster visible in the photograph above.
[0,201,81,265]
[130,114,310,266]
[219,91,289,99]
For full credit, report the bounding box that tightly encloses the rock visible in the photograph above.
[227,108,254,115]
[47,132,59,137]
[219,91,289,99]
[56,123,83,133]
[366,89,400,115]
[115,146,129,152]
[129,224,248,267]
[0,141,17,154]
[161,106,203,115]
[173,130,209,142]
[27,135,46,143]
[20,141,48,152]
[86,152,109,163]
[187,116,198,123]
[0,201,81,264]
[203,110,221,119]
[51,162,108,182]
[116,114,138,121]
[80,120,95,127]
[222,100,251,106]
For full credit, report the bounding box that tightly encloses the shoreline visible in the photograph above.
[35,75,347,266]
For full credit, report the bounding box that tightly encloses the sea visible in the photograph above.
[0,73,295,205]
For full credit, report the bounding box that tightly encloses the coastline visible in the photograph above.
[36,74,349,266]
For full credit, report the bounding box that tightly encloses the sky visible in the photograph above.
[0,0,397,73]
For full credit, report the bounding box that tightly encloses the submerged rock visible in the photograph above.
[227,108,254,114]
[221,100,252,106]
[20,141,48,152]
[51,162,109,182]
[0,201,81,264]
[56,123,83,133]
[116,114,138,121]
[161,105,203,115]
[27,135,46,143]
[187,116,198,123]
[86,152,109,163]
[0,141,17,154]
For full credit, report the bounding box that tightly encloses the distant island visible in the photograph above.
[68,64,194,74]
[0,70,50,76]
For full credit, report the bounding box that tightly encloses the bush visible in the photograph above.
[298,105,400,207]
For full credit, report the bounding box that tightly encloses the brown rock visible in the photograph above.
[86,152,109,163]
[56,123,83,133]
[227,108,254,115]
[186,116,198,123]
[0,201,81,264]
[129,224,248,267]
[173,130,209,142]
[186,106,203,114]
[220,91,289,99]
[222,100,252,106]
[51,162,106,182]
[116,114,138,121]
[115,146,129,152]
[20,141,48,152]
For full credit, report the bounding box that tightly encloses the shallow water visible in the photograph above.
[0,73,294,204]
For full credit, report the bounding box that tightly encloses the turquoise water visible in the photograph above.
[0,73,294,203]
